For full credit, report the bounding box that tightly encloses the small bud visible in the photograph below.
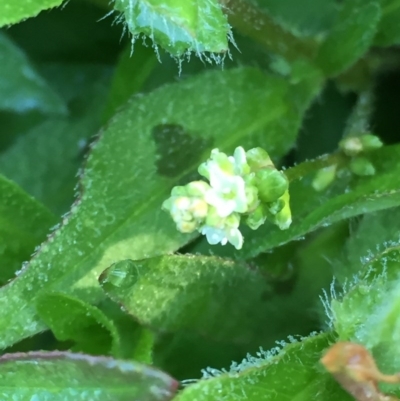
[246,205,266,230]
[255,168,289,203]
[312,164,337,191]
[339,137,363,156]
[359,134,383,152]
[170,185,189,197]
[177,220,198,233]
[267,198,285,215]
[272,190,292,230]
[186,181,211,197]
[349,157,375,176]
[232,146,251,176]
[246,148,274,171]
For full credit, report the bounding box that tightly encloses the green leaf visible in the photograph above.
[237,144,400,259]
[175,333,349,401]
[100,255,270,342]
[0,65,111,215]
[100,299,155,363]
[36,291,155,360]
[315,0,381,76]
[113,0,229,56]
[374,0,400,46]
[0,351,178,401]
[0,67,320,349]
[330,208,400,380]
[36,292,121,356]
[0,32,66,114]
[0,174,56,285]
[0,0,63,27]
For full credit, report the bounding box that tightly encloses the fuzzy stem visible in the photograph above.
[285,152,346,182]
[344,88,375,138]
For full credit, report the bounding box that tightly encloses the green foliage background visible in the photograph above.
[1,0,400,399]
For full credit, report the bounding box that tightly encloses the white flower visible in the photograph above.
[199,225,243,250]
[204,156,248,217]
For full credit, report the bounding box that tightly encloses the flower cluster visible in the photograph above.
[162,146,291,250]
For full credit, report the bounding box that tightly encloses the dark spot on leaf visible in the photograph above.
[152,124,213,181]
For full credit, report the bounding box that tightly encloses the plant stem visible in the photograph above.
[219,0,318,62]
[285,152,346,182]
[343,88,375,137]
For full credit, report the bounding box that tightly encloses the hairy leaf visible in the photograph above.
[0,0,63,27]
[0,32,66,113]
[100,255,270,342]
[330,207,400,379]
[316,0,381,76]
[0,351,178,401]
[113,0,229,56]
[0,174,56,285]
[175,333,349,401]
[0,67,322,349]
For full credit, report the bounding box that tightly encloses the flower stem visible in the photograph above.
[285,152,346,182]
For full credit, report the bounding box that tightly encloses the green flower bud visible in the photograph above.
[246,205,266,230]
[339,137,363,157]
[198,163,210,180]
[255,168,289,203]
[246,148,273,171]
[267,198,285,215]
[186,181,210,197]
[177,220,198,233]
[170,185,189,197]
[359,134,383,152]
[349,156,375,176]
[233,147,251,176]
[244,182,259,211]
[272,190,292,230]
[312,165,337,192]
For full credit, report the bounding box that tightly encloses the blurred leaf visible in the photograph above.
[237,144,400,258]
[0,174,56,285]
[0,67,322,350]
[316,0,381,76]
[0,0,63,27]
[103,43,158,122]
[175,333,349,401]
[0,351,178,401]
[100,256,270,342]
[255,0,338,37]
[0,65,111,215]
[113,0,229,56]
[0,32,66,114]
[221,0,317,62]
[374,0,400,46]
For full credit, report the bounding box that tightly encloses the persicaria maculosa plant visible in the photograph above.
[1,0,400,400]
